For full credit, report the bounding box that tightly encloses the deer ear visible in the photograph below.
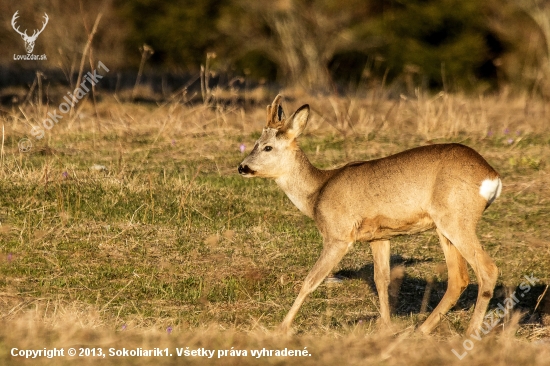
[281,104,309,139]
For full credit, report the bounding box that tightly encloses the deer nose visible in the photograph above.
[238,164,252,175]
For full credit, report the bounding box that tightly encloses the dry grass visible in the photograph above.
[0,302,549,365]
[0,90,549,364]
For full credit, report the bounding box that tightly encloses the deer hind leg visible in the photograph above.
[371,240,391,326]
[435,222,498,336]
[455,235,497,336]
[417,229,469,334]
[279,239,351,334]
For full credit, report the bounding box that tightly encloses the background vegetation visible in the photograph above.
[0,91,549,365]
[1,0,550,94]
[0,0,550,365]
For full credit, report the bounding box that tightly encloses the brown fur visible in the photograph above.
[239,95,502,336]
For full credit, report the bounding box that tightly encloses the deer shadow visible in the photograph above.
[334,255,549,325]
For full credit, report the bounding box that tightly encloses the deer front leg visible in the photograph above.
[279,239,351,334]
[371,240,391,326]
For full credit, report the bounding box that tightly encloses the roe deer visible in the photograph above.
[238,95,502,335]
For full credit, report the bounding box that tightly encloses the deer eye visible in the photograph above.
[263,146,273,152]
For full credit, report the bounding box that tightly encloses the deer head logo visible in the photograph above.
[11,11,49,54]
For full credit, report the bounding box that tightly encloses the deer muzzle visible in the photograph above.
[238,164,255,176]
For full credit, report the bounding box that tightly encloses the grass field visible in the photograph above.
[0,91,549,365]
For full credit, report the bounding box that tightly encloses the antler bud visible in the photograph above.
[265,94,286,129]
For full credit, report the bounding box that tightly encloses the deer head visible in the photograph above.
[238,94,310,179]
[12,11,49,54]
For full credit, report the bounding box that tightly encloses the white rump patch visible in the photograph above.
[479,177,502,205]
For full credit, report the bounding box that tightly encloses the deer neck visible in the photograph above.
[274,148,331,218]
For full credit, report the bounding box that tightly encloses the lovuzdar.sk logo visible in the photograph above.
[11,10,48,61]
